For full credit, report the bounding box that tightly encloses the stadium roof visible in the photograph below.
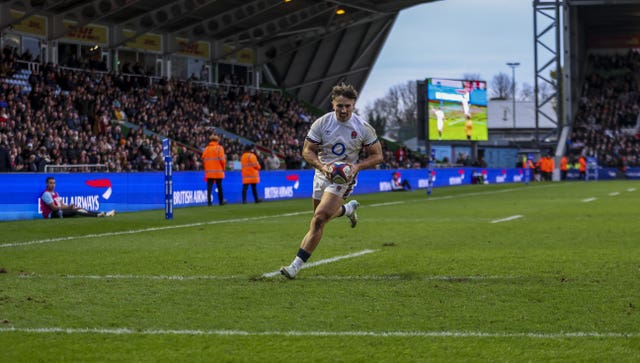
[4,0,439,109]
[572,0,640,34]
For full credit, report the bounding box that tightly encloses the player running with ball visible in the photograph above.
[280,83,384,279]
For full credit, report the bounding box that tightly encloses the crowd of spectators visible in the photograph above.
[0,45,431,173]
[0,46,322,173]
[569,50,640,169]
[1,46,29,78]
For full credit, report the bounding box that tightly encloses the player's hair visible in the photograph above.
[46,176,55,183]
[331,83,358,101]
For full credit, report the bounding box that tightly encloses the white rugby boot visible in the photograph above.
[346,200,360,228]
[280,264,299,279]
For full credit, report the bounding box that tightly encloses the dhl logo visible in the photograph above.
[27,21,42,29]
[67,26,99,41]
[179,44,199,52]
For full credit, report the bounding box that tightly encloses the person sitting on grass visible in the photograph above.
[390,171,412,191]
[40,176,115,219]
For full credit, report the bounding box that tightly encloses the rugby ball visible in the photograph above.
[330,162,353,184]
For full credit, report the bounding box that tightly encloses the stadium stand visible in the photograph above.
[569,50,640,171]
[0,46,427,173]
[0,46,335,172]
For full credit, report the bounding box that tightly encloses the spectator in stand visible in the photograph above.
[0,139,11,172]
[265,151,281,170]
[395,146,407,165]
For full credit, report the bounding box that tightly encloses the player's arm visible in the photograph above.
[302,139,332,178]
[42,193,73,211]
[353,141,384,174]
[41,192,60,211]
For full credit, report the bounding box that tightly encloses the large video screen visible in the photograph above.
[426,78,488,141]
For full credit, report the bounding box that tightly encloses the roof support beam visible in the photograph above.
[109,0,212,49]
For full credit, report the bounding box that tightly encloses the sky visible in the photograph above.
[358,0,536,109]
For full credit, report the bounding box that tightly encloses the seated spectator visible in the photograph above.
[39,176,115,218]
[390,171,411,191]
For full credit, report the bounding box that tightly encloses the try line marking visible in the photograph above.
[490,215,523,224]
[1,327,638,339]
[261,249,377,277]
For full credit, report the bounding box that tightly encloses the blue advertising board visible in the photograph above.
[1,166,637,221]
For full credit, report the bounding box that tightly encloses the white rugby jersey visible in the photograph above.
[306,111,378,165]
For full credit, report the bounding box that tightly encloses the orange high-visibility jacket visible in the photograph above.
[578,156,586,172]
[543,157,555,174]
[539,158,548,173]
[241,151,261,184]
[202,141,226,179]
[560,156,568,171]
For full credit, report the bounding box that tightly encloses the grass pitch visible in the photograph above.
[1,181,639,362]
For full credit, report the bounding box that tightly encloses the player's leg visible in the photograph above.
[70,208,102,217]
[302,192,342,253]
[281,193,343,279]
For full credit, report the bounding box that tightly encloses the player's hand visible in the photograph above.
[322,164,333,179]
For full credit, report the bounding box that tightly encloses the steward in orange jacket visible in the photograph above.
[241,144,262,204]
[578,155,586,180]
[541,155,554,181]
[560,155,568,180]
[202,134,226,206]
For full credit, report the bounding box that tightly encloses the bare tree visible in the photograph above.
[363,80,417,141]
[520,82,534,101]
[491,72,511,100]
[365,102,388,137]
[462,73,482,81]
[538,81,554,103]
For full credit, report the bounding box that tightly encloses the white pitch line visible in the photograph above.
[0,327,638,339]
[490,215,523,224]
[628,188,636,192]
[609,192,620,196]
[0,184,558,249]
[20,274,520,282]
[582,197,596,203]
[0,212,310,249]
[369,201,405,207]
[61,274,242,281]
[262,249,377,277]
[304,275,520,281]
